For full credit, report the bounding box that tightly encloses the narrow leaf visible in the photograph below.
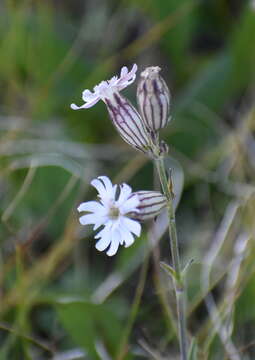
[160,261,178,281]
[188,338,198,360]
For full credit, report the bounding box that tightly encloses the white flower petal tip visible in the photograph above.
[106,243,119,256]
[70,64,138,110]
[77,175,143,256]
[70,103,79,110]
[77,203,84,212]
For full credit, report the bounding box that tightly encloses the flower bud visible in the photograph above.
[129,191,167,221]
[137,66,171,132]
[105,93,151,154]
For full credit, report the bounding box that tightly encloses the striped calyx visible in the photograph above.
[137,66,170,132]
[129,191,167,221]
[105,93,151,154]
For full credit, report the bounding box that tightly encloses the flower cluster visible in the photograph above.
[71,64,170,157]
[72,64,171,255]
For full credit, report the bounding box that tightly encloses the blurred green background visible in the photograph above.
[1,0,255,359]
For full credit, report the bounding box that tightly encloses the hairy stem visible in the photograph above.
[155,156,188,360]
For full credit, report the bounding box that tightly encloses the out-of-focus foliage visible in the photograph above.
[0,0,255,359]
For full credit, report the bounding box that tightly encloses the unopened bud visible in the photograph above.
[129,191,167,221]
[105,93,151,154]
[137,66,171,132]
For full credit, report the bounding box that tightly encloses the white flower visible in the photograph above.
[71,64,138,109]
[77,176,142,256]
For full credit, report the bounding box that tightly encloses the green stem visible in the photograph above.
[155,156,188,360]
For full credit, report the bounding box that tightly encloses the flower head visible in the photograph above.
[78,176,141,256]
[71,64,137,109]
[71,64,152,154]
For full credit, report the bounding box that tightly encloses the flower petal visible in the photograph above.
[97,176,116,198]
[106,230,120,256]
[70,103,83,110]
[96,236,111,252]
[93,216,108,230]
[82,89,95,101]
[120,66,128,77]
[91,178,108,199]
[94,221,112,239]
[71,64,138,111]
[91,176,117,205]
[79,213,97,226]
[95,226,112,252]
[77,201,106,214]
[116,183,132,206]
[117,64,137,90]
[119,195,140,214]
[71,96,100,109]
[124,232,134,248]
[118,223,135,248]
[122,217,141,236]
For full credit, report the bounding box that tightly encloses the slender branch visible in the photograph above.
[155,156,188,360]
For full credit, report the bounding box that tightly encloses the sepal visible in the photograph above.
[105,93,151,154]
[129,190,167,221]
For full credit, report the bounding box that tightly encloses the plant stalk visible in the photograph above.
[155,156,188,360]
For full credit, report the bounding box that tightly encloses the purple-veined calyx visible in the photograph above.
[105,93,151,154]
[137,66,171,132]
[129,190,167,221]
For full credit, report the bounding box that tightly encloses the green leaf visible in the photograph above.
[55,300,124,359]
[160,261,178,281]
[182,258,195,278]
[188,338,198,360]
